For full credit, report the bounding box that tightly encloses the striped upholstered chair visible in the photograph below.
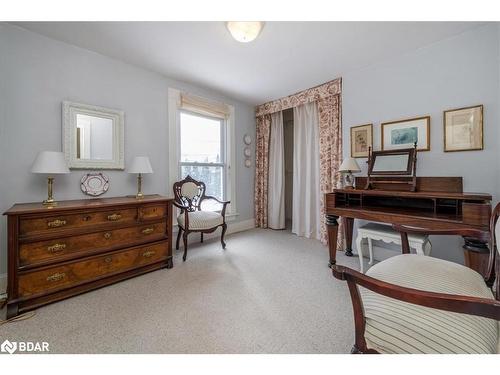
[172,175,230,262]
[332,203,500,354]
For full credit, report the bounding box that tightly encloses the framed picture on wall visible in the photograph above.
[381,116,430,151]
[443,105,483,152]
[350,123,373,158]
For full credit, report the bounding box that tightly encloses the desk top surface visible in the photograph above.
[332,188,491,201]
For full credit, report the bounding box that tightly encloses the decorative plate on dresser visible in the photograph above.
[3,195,173,318]
[80,172,110,196]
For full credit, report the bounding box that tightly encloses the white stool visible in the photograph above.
[356,223,432,273]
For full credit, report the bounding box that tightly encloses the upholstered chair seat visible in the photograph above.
[177,211,224,230]
[173,175,230,261]
[361,254,499,354]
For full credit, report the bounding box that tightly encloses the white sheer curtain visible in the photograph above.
[292,102,321,239]
[268,111,285,229]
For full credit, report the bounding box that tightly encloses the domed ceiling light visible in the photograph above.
[226,22,265,43]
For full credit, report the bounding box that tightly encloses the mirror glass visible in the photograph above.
[372,154,409,172]
[63,101,124,170]
[76,114,113,160]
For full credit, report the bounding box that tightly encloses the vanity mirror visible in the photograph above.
[63,101,124,169]
[365,143,418,191]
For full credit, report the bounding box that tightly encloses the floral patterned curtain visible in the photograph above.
[254,78,343,249]
[318,94,344,248]
[255,114,271,228]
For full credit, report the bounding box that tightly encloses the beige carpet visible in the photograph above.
[0,228,360,353]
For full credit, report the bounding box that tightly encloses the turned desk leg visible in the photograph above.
[463,237,490,279]
[326,214,339,268]
[343,217,354,257]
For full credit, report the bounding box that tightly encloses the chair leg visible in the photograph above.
[201,232,204,243]
[176,227,182,250]
[368,238,374,265]
[183,231,188,261]
[356,236,364,273]
[424,240,432,256]
[221,223,227,249]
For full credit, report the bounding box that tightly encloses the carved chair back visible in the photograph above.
[173,175,207,213]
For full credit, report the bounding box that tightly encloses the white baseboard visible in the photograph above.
[0,273,6,298]
[173,218,255,246]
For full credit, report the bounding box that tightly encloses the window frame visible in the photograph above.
[168,88,238,219]
[178,109,227,201]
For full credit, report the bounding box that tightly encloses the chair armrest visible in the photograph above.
[332,264,500,320]
[202,196,230,217]
[203,195,230,205]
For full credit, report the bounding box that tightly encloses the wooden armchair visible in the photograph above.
[332,203,500,354]
[173,175,230,261]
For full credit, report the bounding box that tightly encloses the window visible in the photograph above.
[179,111,225,210]
[168,88,237,218]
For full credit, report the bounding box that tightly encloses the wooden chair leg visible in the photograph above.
[221,223,227,249]
[368,238,374,265]
[183,231,189,261]
[176,227,183,250]
[356,236,364,273]
[201,232,204,243]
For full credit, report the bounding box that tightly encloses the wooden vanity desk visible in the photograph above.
[4,195,173,318]
[325,176,492,276]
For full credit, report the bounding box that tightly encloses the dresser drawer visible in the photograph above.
[140,204,167,221]
[19,222,167,267]
[19,208,138,236]
[18,242,169,297]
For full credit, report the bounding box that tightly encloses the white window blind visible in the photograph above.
[180,93,230,119]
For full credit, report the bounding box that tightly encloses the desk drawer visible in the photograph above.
[19,222,167,267]
[18,241,168,297]
[20,208,138,236]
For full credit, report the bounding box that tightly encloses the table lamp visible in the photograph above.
[339,157,361,189]
[128,156,153,199]
[31,151,70,205]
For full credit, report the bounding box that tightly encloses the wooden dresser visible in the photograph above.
[4,195,173,318]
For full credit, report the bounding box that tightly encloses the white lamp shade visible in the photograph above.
[339,157,361,173]
[31,151,70,174]
[226,22,264,43]
[128,156,153,174]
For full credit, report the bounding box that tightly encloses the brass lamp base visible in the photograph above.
[135,173,144,199]
[43,177,58,206]
[43,198,57,206]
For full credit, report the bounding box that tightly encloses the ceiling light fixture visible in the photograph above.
[226,21,264,43]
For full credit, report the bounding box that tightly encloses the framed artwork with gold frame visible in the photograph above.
[443,105,483,152]
[381,116,430,151]
[350,123,373,158]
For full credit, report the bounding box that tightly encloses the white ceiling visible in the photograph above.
[13,22,486,105]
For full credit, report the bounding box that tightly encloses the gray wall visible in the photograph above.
[0,24,256,275]
[342,24,499,263]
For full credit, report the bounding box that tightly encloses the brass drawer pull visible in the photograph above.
[46,272,66,282]
[47,219,67,228]
[104,257,112,263]
[107,213,122,221]
[47,243,66,253]
[142,250,156,258]
[104,232,112,239]
[141,228,154,235]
